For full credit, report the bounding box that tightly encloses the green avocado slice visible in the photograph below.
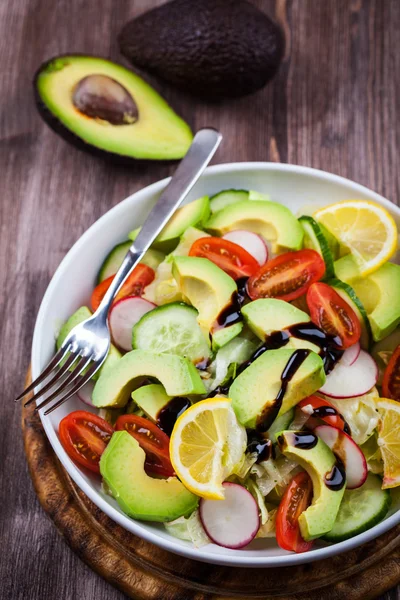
[100,431,198,522]
[229,348,325,429]
[34,55,193,161]
[92,349,205,408]
[278,431,346,540]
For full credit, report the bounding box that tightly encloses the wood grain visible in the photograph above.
[0,0,399,598]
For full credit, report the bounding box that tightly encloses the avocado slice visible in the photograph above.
[172,255,243,349]
[129,196,210,248]
[229,348,325,430]
[131,384,172,421]
[242,299,319,353]
[34,55,193,162]
[56,306,121,381]
[101,431,198,521]
[206,200,304,253]
[351,262,400,342]
[278,431,346,540]
[92,349,205,408]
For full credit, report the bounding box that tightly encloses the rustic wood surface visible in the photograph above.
[0,0,399,598]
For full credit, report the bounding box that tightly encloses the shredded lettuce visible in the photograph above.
[246,478,269,524]
[164,509,210,547]
[232,451,258,479]
[249,456,299,497]
[361,432,383,474]
[326,388,380,445]
[203,336,257,392]
[256,509,277,538]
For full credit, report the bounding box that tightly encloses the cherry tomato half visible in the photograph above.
[247,249,325,302]
[382,344,400,400]
[59,410,114,473]
[115,414,174,477]
[91,263,155,311]
[297,395,351,434]
[306,282,361,349]
[189,237,259,280]
[276,471,314,553]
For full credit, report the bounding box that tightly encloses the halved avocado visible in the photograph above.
[34,55,193,162]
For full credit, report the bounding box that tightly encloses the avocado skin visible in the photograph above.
[118,0,285,99]
[33,55,185,165]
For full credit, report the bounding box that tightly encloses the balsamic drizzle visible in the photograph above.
[287,430,319,450]
[310,405,351,435]
[324,458,346,491]
[246,430,275,462]
[157,397,191,436]
[256,349,311,431]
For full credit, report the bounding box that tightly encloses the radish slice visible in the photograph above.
[199,482,260,549]
[76,380,95,407]
[340,342,361,367]
[222,231,268,266]
[319,350,378,398]
[314,425,368,489]
[109,296,155,352]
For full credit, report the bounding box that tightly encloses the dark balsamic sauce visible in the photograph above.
[157,397,191,436]
[311,405,351,435]
[246,430,275,462]
[288,322,343,374]
[236,277,249,306]
[289,430,319,450]
[256,349,311,431]
[207,384,230,398]
[215,292,243,329]
[324,458,346,491]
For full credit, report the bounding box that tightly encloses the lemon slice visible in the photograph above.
[376,398,400,488]
[314,200,397,276]
[170,397,246,500]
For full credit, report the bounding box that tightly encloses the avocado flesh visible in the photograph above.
[278,431,346,540]
[172,255,243,349]
[242,299,319,353]
[34,55,193,161]
[101,431,198,521]
[92,349,205,408]
[206,201,304,253]
[229,349,326,429]
[129,196,210,246]
[56,306,121,381]
[131,384,172,421]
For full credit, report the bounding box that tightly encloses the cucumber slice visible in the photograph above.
[98,241,165,283]
[132,302,211,364]
[210,189,249,213]
[323,473,391,542]
[299,215,335,279]
[328,278,372,350]
[267,409,294,444]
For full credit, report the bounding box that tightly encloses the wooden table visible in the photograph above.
[0,1,399,598]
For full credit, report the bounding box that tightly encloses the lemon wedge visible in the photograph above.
[376,397,400,488]
[314,200,397,276]
[170,397,246,500]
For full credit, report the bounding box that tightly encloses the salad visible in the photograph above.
[56,189,400,553]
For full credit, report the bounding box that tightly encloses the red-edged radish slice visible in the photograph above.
[319,349,378,398]
[76,380,95,407]
[222,231,268,266]
[314,424,368,489]
[199,482,260,549]
[340,341,361,367]
[109,296,155,351]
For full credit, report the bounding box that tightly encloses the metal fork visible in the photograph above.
[16,128,222,415]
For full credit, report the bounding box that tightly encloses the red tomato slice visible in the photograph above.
[382,344,400,400]
[297,395,350,433]
[115,414,174,477]
[306,282,361,349]
[91,263,155,311]
[189,237,259,280]
[276,471,314,553]
[59,410,114,473]
[247,249,325,302]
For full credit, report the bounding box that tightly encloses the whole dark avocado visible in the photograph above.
[33,55,193,163]
[118,0,285,99]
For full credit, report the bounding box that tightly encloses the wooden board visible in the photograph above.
[22,371,400,600]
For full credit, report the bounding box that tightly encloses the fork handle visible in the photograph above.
[94,128,222,322]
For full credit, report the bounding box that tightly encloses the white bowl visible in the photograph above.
[32,162,400,568]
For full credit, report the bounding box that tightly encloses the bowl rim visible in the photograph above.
[31,162,400,567]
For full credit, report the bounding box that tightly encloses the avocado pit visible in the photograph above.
[72,74,138,125]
